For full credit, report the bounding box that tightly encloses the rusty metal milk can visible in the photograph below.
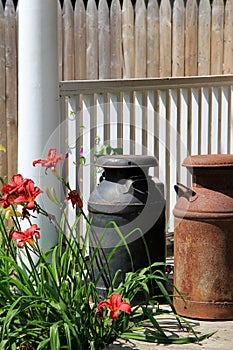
[173,154,233,320]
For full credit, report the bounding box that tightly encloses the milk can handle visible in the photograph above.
[174,183,198,202]
[120,179,147,195]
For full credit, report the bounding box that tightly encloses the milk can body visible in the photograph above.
[173,154,233,319]
[88,155,166,298]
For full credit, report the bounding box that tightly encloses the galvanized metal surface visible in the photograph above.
[96,155,158,168]
[88,155,166,298]
[173,154,233,320]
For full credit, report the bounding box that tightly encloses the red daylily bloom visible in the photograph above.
[96,294,131,320]
[0,174,41,209]
[32,148,64,174]
[10,224,40,248]
[13,178,42,209]
[0,174,25,207]
[66,189,83,209]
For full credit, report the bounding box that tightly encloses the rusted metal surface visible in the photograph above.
[173,154,233,320]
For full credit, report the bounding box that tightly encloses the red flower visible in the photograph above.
[13,178,42,209]
[66,190,83,209]
[96,294,131,320]
[10,224,40,248]
[0,174,41,209]
[0,174,25,208]
[32,148,63,174]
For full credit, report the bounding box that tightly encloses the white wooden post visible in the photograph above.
[18,0,61,251]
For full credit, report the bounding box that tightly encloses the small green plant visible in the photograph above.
[0,149,214,349]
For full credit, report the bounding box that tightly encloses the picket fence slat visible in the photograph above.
[57,0,63,81]
[74,0,86,80]
[86,0,98,79]
[98,0,110,79]
[0,0,7,179]
[198,0,211,75]
[172,0,185,77]
[122,0,134,78]
[169,89,178,225]
[190,88,199,155]
[135,0,147,78]
[5,0,17,180]
[211,0,224,75]
[185,0,198,76]
[110,0,121,79]
[223,0,233,74]
[159,0,171,77]
[63,0,74,80]
[220,86,228,153]
[147,0,159,78]
[230,87,233,153]
[178,88,189,185]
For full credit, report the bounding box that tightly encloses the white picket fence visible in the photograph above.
[59,75,233,232]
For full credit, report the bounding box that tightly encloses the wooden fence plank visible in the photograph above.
[220,86,229,153]
[122,0,134,78]
[178,88,189,184]
[0,0,7,179]
[98,0,110,79]
[229,86,233,153]
[57,0,63,81]
[201,87,211,154]
[110,0,122,78]
[211,0,224,75]
[147,0,159,77]
[190,88,199,155]
[5,0,17,180]
[74,0,86,79]
[185,0,198,76]
[223,0,233,74]
[86,0,98,79]
[135,0,146,78]
[169,89,178,227]
[198,0,211,75]
[172,0,185,76]
[159,0,171,77]
[63,0,74,80]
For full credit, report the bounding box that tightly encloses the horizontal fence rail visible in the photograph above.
[59,75,233,232]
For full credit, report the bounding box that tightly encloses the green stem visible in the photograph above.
[0,211,17,261]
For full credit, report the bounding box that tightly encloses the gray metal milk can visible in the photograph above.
[88,155,166,298]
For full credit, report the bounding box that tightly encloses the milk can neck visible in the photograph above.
[191,167,233,189]
[103,167,148,182]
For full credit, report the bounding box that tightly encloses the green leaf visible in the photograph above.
[50,322,61,350]
[64,323,72,350]
[37,338,50,350]
[121,330,215,344]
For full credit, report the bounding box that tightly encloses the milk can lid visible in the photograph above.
[182,154,233,168]
[96,155,157,168]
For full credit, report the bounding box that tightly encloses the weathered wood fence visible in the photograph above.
[1,0,233,180]
[60,0,233,80]
[59,75,233,231]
